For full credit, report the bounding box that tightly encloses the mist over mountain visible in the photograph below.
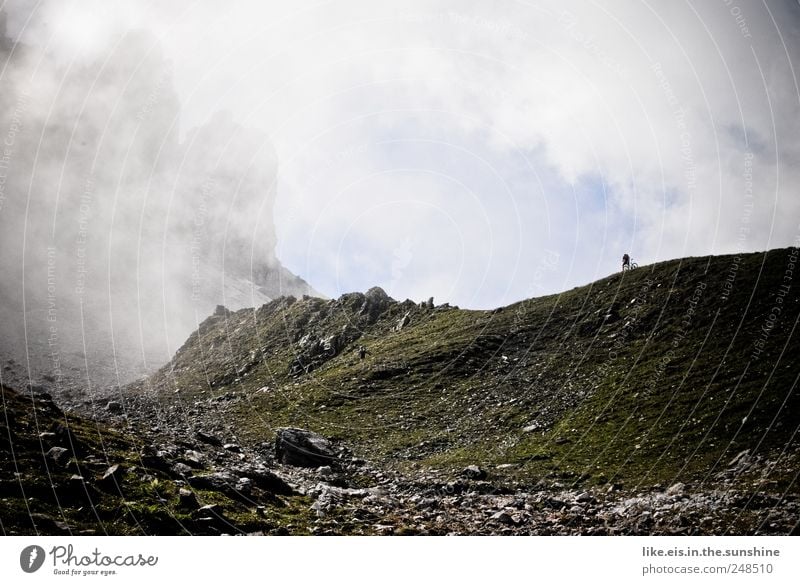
[0,23,316,392]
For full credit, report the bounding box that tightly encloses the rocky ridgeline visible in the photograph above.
[152,285,457,399]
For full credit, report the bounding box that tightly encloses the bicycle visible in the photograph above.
[622,259,639,271]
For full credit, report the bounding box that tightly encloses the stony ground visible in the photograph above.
[89,388,800,536]
[2,377,798,536]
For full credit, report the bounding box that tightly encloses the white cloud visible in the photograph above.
[8,0,800,307]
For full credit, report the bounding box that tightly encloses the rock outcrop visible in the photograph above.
[275,428,340,468]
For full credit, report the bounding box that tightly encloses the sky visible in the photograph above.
[5,0,800,309]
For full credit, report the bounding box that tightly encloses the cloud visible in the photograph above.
[0,3,317,388]
[4,0,800,314]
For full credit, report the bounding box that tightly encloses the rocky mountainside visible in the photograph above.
[105,246,799,535]
[3,248,798,535]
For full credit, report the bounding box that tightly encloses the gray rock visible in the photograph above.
[192,504,223,517]
[235,477,252,495]
[182,450,204,468]
[57,473,102,503]
[360,287,394,323]
[195,431,222,446]
[97,464,125,492]
[51,424,85,456]
[188,472,237,492]
[490,510,514,525]
[223,443,241,453]
[101,464,124,482]
[395,311,412,331]
[310,499,328,518]
[728,449,750,465]
[30,513,71,534]
[461,465,488,481]
[248,469,294,495]
[728,449,751,470]
[316,465,335,479]
[171,462,193,476]
[46,446,70,466]
[275,428,338,468]
[178,488,198,508]
[105,401,123,413]
[289,331,349,376]
[666,482,685,496]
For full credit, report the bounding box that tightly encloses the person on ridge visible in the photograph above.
[622,253,630,271]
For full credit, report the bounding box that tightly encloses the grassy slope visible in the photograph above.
[137,248,800,490]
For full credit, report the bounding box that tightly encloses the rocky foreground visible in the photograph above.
[272,444,800,536]
[2,382,798,536]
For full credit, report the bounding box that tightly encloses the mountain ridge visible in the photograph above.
[4,246,798,535]
[130,247,800,491]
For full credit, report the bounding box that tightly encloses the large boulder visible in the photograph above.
[275,428,338,468]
